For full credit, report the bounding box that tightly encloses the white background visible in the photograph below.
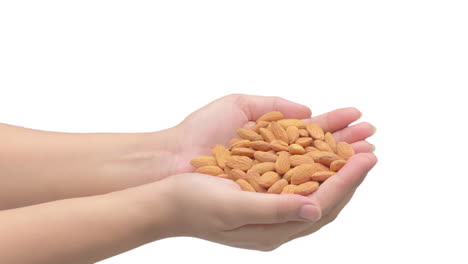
[1,1,467,263]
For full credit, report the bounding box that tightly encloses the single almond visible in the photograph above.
[281,184,297,194]
[286,126,299,144]
[230,139,251,149]
[229,168,247,181]
[311,171,336,181]
[294,181,319,195]
[314,140,334,152]
[306,123,325,140]
[229,138,241,146]
[299,128,309,137]
[324,132,337,153]
[196,165,224,176]
[267,179,289,194]
[306,151,340,162]
[285,163,327,183]
[305,146,319,152]
[190,156,218,168]
[295,137,313,147]
[231,147,255,158]
[236,128,263,141]
[259,127,276,143]
[249,120,269,133]
[217,173,231,180]
[289,144,306,155]
[246,171,266,192]
[250,140,271,151]
[248,162,276,175]
[330,159,347,172]
[337,142,355,160]
[275,152,291,175]
[276,150,291,156]
[317,153,340,166]
[270,121,289,143]
[256,111,284,123]
[259,171,281,188]
[236,179,256,192]
[290,155,315,167]
[212,144,231,169]
[254,151,278,162]
[270,140,289,151]
[277,119,306,128]
[226,156,254,171]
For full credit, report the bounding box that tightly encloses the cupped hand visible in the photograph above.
[153,172,322,250]
[170,94,376,174]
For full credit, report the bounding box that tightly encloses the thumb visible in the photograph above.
[228,191,322,225]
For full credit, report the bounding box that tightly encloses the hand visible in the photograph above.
[168,94,375,175]
[145,172,323,250]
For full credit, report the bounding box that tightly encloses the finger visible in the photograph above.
[233,94,312,121]
[305,107,362,133]
[287,190,356,242]
[226,192,321,226]
[333,122,376,142]
[219,221,309,251]
[308,153,377,216]
[351,140,375,153]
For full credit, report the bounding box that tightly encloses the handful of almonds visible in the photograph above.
[190,111,355,196]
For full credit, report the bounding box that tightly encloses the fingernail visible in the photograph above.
[371,144,376,151]
[299,205,321,221]
[371,125,377,134]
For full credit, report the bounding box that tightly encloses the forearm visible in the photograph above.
[0,123,180,209]
[0,182,170,264]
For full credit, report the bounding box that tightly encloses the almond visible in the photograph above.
[259,171,281,188]
[324,132,337,152]
[306,151,340,162]
[259,127,276,143]
[305,146,319,152]
[236,128,263,141]
[285,163,327,183]
[190,156,218,168]
[236,179,256,192]
[270,140,289,151]
[290,155,315,167]
[298,128,309,137]
[230,139,251,149]
[212,144,231,169]
[249,120,269,133]
[267,179,289,194]
[248,162,276,175]
[330,159,347,172]
[317,153,340,166]
[278,119,306,128]
[311,171,336,181]
[337,142,355,160]
[295,137,313,147]
[281,184,297,194]
[246,171,266,192]
[196,165,224,176]
[229,169,247,181]
[286,126,299,144]
[250,140,271,151]
[289,144,306,155]
[294,181,319,195]
[229,138,241,146]
[314,140,333,152]
[226,156,254,171]
[306,123,325,140]
[270,121,289,143]
[230,147,255,158]
[217,173,231,179]
[224,166,232,175]
[256,111,284,123]
[254,151,278,162]
[275,152,291,175]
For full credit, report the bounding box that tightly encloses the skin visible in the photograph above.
[0,94,377,263]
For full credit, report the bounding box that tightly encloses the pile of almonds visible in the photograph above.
[190,111,355,196]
